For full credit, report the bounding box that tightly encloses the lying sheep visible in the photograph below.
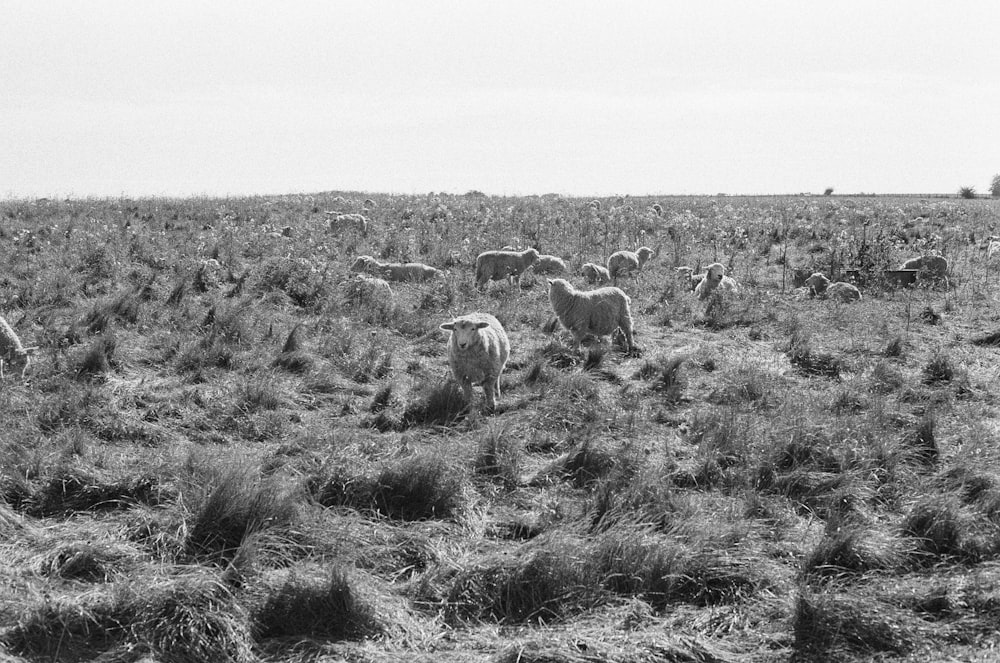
[806,272,862,302]
[440,312,510,411]
[475,248,540,289]
[327,212,368,234]
[0,314,37,379]
[350,255,442,282]
[532,254,567,275]
[607,246,655,283]
[547,278,635,352]
[581,262,611,285]
[899,255,948,280]
[693,263,738,300]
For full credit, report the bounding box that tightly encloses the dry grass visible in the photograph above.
[1,192,1000,662]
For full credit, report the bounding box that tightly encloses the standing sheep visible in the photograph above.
[693,263,738,300]
[805,273,862,302]
[607,246,655,283]
[440,313,510,411]
[327,212,368,234]
[0,315,37,379]
[547,278,635,352]
[581,262,611,285]
[474,248,540,289]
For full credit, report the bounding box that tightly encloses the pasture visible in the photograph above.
[2,192,1000,662]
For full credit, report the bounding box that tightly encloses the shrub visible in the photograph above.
[959,186,977,199]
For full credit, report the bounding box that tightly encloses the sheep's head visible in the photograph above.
[546,278,571,295]
[637,247,655,264]
[806,272,830,295]
[524,248,540,264]
[705,263,726,283]
[350,255,376,272]
[441,317,489,350]
[676,266,693,279]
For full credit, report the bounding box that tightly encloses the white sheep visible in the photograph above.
[581,262,611,285]
[327,212,368,234]
[349,255,441,282]
[378,262,442,282]
[440,312,510,411]
[805,272,862,302]
[475,248,540,289]
[0,315,37,379]
[532,254,567,275]
[693,263,738,301]
[607,246,655,283]
[547,278,635,352]
[899,255,948,280]
[675,266,704,291]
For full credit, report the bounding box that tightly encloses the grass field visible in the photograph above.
[2,191,1000,662]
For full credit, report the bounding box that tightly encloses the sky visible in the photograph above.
[2,1,999,199]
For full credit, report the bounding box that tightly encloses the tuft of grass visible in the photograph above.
[884,335,906,357]
[902,414,938,466]
[76,335,117,379]
[803,528,902,578]
[793,589,916,659]
[0,594,125,660]
[184,468,300,564]
[12,469,167,517]
[253,567,382,640]
[900,495,989,563]
[400,381,468,428]
[128,573,256,663]
[923,351,955,384]
[474,424,522,490]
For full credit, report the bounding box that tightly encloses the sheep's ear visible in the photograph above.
[475,321,490,329]
[546,278,553,285]
[440,322,454,331]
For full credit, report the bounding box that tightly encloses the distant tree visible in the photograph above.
[990,174,1000,197]
[823,187,834,196]
[959,186,977,199]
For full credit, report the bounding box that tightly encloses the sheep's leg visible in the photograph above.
[483,376,498,411]
[459,379,475,405]
[620,319,635,351]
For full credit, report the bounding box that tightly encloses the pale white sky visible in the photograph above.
[2,1,998,198]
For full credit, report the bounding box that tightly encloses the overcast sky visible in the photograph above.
[2,1,998,198]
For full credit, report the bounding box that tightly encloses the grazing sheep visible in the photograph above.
[607,246,655,283]
[0,315,37,379]
[363,198,377,209]
[350,255,441,282]
[533,254,567,275]
[581,262,612,285]
[805,272,862,302]
[899,255,948,280]
[344,273,393,307]
[440,312,510,411]
[588,200,602,210]
[475,248,540,289]
[327,212,368,234]
[693,263,738,300]
[547,278,635,352]
[675,266,705,291]
[378,262,442,282]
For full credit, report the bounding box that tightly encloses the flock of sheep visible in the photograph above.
[0,238,951,418]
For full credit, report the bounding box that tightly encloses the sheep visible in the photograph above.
[532,254,567,275]
[675,266,705,291]
[378,262,442,282]
[350,255,441,282]
[0,315,37,379]
[581,262,611,285]
[693,263,738,301]
[440,312,510,411]
[607,246,655,283]
[474,248,540,289]
[547,278,635,352]
[327,212,368,234]
[805,272,862,302]
[899,255,948,280]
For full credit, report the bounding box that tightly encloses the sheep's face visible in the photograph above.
[676,266,693,279]
[441,319,490,350]
[350,256,374,272]
[547,278,571,294]
[806,273,830,294]
[705,263,726,283]
[524,248,540,263]
[637,247,654,263]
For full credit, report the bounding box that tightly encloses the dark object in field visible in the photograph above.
[971,330,1000,346]
[919,306,940,325]
[789,347,842,378]
[843,269,918,288]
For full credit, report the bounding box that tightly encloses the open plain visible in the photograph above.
[2,192,1000,662]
